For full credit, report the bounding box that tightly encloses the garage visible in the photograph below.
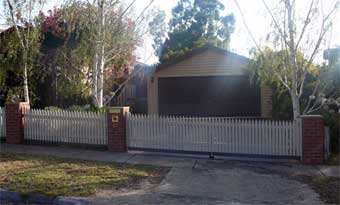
[147,45,272,118]
[158,76,261,116]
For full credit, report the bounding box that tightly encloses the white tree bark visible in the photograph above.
[6,0,32,104]
[96,0,105,107]
[290,90,301,119]
[97,46,105,107]
[235,0,339,120]
[286,0,300,119]
[90,0,152,107]
[23,56,30,104]
[92,51,99,106]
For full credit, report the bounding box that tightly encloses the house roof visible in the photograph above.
[155,44,249,72]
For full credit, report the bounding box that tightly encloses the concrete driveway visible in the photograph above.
[156,161,322,205]
[55,159,324,205]
[1,144,336,205]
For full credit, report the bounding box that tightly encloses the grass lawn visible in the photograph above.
[0,152,167,197]
[294,175,340,204]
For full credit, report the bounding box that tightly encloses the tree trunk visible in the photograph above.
[23,52,30,104]
[98,46,104,107]
[287,1,300,120]
[92,52,98,106]
[96,0,105,108]
[290,91,301,119]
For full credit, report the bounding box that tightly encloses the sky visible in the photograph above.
[1,0,339,65]
[135,0,340,64]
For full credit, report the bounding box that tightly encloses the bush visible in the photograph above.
[66,105,106,113]
[44,106,62,111]
[44,105,106,113]
[67,105,85,111]
[322,111,339,154]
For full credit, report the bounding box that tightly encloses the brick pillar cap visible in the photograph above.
[5,102,30,105]
[107,106,129,109]
[107,107,130,114]
[301,115,323,118]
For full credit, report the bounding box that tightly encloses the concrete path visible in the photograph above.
[0,144,338,205]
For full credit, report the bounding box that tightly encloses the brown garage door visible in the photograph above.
[158,76,261,117]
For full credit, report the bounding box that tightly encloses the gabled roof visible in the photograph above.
[156,44,249,72]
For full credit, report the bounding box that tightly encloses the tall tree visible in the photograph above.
[39,5,95,107]
[160,0,235,61]
[0,29,25,105]
[235,0,339,119]
[40,1,137,107]
[76,0,154,107]
[59,0,155,107]
[321,48,340,112]
[148,9,167,57]
[3,0,45,104]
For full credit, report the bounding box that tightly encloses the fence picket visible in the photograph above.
[289,121,293,156]
[283,120,287,155]
[127,115,302,158]
[23,109,107,145]
[255,120,258,154]
[23,110,303,158]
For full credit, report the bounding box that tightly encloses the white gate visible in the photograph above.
[127,114,302,158]
[24,109,107,145]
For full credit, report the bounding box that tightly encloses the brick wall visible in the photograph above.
[5,102,30,144]
[261,85,272,118]
[302,115,324,164]
[107,107,130,152]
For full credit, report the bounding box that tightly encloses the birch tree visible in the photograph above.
[235,0,339,119]
[3,0,45,104]
[75,0,154,107]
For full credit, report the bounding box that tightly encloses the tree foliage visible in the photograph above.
[251,46,340,115]
[242,0,339,119]
[0,30,24,105]
[38,1,139,107]
[148,9,167,57]
[0,26,42,106]
[1,0,150,108]
[322,48,340,103]
[159,0,235,61]
[250,47,317,93]
[2,0,46,104]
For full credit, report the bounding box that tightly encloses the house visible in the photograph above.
[147,45,272,117]
[113,62,155,113]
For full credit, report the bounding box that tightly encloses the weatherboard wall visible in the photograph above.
[147,49,272,117]
[155,49,248,78]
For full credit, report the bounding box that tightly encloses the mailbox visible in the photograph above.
[112,115,119,123]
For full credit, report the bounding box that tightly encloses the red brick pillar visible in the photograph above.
[302,115,325,164]
[5,102,30,144]
[106,107,130,152]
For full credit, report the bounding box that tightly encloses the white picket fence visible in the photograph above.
[127,114,302,158]
[24,109,107,145]
[0,108,5,137]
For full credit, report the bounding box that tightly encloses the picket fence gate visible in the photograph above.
[0,108,5,137]
[127,114,302,158]
[24,109,107,145]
